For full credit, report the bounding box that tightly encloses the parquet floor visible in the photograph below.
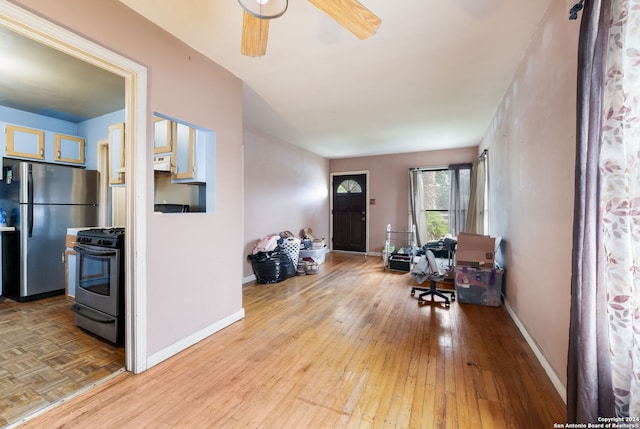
[0,295,124,428]
[17,253,565,428]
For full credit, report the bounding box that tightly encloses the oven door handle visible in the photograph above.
[71,304,116,324]
[74,243,118,257]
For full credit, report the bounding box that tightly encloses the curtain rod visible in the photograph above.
[478,149,488,160]
[409,163,472,172]
[409,166,448,172]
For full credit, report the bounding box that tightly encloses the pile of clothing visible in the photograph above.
[248,227,328,283]
[247,232,298,284]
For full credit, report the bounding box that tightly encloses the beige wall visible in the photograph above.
[243,128,330,278]
[482,0,578,388]
[11,0,244,357]
[330,147,478,253]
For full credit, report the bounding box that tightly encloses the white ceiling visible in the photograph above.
[120,0,552,159]
[0,1,554,159]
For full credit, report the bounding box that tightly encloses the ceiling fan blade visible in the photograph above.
[241,10,269,57]
[308,0,381,40]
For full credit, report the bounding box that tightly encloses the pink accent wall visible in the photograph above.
[243,128,330,278]
[11,0,244,357]
[330,148,478,253]
[481,0,578,388]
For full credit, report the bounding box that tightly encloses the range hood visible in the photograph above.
[154,154,171,172]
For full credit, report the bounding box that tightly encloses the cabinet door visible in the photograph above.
[108,123,125,185]
[153,116,172,154]
[172,122,195,180]
[54,134,85,164]
[5,125,45,160]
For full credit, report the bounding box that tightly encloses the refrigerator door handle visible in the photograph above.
[27,165,34,237]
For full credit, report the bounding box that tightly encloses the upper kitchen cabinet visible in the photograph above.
[108,123,125,185]
[172,122,195,180]
[153,114,209,184]
[154,116,172,154]
[54,133,85,164]
[153,113,216,213]
[5,125,45,160]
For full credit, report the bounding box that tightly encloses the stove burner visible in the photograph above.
[76,227,125,248]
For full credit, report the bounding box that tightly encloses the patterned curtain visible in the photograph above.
[600,0,640,417]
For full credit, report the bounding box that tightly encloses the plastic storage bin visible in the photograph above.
[298,246,326,264]
[454,266,504,307]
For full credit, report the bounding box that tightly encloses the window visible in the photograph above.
[336,179,362,194]
[420,169,451,241]
[411,166,471,242]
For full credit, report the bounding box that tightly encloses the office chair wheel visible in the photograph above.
[410,290,415,296]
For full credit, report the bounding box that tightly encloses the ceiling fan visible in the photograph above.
[238,0,382,57]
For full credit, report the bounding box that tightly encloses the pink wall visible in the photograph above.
[11,0,244,357]
[330,148,478,253]
[481,0,578,388]
[243,128,330,278]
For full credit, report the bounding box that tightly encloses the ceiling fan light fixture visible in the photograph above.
[238,0,288,19]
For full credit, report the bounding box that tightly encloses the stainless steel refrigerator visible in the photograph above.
[0,159,98,301]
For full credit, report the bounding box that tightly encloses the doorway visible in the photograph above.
[0,1,148,374]
[332,173,368,252]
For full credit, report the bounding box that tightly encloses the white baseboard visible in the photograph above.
[146,308,245,369]
[504,300,567,404]
[242,274,256,284]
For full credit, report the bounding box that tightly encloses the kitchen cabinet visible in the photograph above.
[0,227,16,296]
[153,115,207,184]
[154,116,172,154]
[54,133,85,164]
[5,124,45,160]
[108,122,125,185]
[3,123,87,166]
[172,122,195,180]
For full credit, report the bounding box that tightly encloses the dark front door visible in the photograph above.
[332,174,366,252]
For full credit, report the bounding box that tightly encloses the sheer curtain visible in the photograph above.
[465,152,487,234]
[448,163,471,237]
[409,169,427,247]
[598,0,640,417]
[567,0,640,420]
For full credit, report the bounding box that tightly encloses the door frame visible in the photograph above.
[330,170,370,254]
[0,3,149,373]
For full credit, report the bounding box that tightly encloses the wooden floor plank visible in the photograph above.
[16,253,565,428]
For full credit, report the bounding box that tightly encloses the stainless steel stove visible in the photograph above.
[71,227,125,343]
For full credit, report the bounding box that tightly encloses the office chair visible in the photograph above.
[411,250,456,307]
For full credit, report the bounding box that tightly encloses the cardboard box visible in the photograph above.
[456,232,495,268]
[65,234,76,249]
[454,266,504,307]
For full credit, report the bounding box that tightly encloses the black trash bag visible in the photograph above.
[247,247,296,284]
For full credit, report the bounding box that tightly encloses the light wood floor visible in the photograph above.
[0,295,124,428]
[17,253,565,428]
